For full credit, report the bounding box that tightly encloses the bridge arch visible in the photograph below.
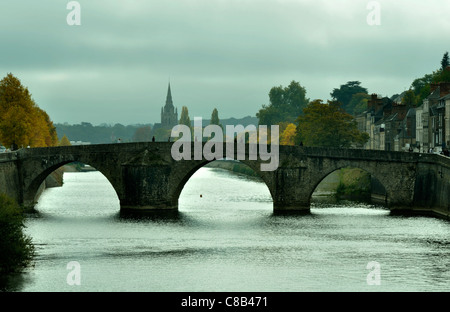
[305,157,401,209]
[309,166,387,205]
[169,159,275,208]
[22,155,122,209]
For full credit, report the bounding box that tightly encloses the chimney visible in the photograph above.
[430,83,439,94]
[392,103,407,120]
[368,93,377,110]
[439,82,450,97]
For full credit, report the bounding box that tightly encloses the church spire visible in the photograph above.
[166,83,173,107]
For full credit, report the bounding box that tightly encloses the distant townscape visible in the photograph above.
[356,71,450,154]
[1,52,449,156]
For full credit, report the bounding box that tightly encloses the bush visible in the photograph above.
[0,194,34,273]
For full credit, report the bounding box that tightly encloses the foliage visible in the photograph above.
[348,92,370,115]
[256,81,309,126]
[132,126,152,142]
[410,73,434,104]
[0,73,57,149]
[335,168,371,200]
[410,52,450,105]
[208,108,223,140]
[0,194,35,274]
[296,100,369,148]
[210,108,220,126]
[401,89,420,107]
[280,123,297,146]
[59,134,71,146]
[441,51,449,70]
[432,66,450,84]
[153,128,171,142]
[56,122,144,144]
[330,81,368,114]
[179,106,191,128]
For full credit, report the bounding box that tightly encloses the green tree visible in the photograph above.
[153,128,171,142]
[411,73,434,104]
[410,52,450,104]
[330,81,368,114]
[296,100,369,148]
[208,108,223,140]
[257,81,309,126]
[401,89,419,107]
[432,66,450,83]
[441,51,449,70]
[348,92,370,115]
[0,194,34,274]
[210,108,220,126]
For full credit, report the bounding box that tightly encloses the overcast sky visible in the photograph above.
[1,0,449,125]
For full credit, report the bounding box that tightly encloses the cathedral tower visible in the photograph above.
[160,83,178,129]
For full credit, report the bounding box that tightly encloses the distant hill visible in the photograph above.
[55,122,151,144]
[192,115,258,127]
[55,116,258,144]
[217,116,259,127]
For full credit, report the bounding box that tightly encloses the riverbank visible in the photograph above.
[204,160,259,177]
[207,160,379,201]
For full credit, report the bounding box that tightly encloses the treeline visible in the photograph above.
[257,80,370,148]
[56,116,259,144]
[0,73,57,149]
[55,122,148,144]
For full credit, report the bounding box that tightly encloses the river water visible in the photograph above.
[5,167,450,292]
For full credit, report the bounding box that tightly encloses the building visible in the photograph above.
[357,94,394,150]
[416,80,450,152]
[153,83,179,131]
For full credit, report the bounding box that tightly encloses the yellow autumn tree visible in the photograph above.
[0,73,57,149]
[59,134,71,146]
[280,123,297,146]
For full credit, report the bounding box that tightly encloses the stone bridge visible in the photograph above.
[1,142,449,218]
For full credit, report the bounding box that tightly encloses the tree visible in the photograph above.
[410,73,434,104]
[179,106,191,128]
[0,73,57,149]
[59,134,71,146]
[296,100,369,148]
[280,123,297,146]
[132,126,152,142]
[433,65,450,84]
[0,194,34,273]
[330,81,368,114]
[210,108,220,125]
[401,89,419,107]
[208,108,223,140]
[257,81,309,126]
[153,128,171,142]
[348,92,370,115]
[441,51,449,70]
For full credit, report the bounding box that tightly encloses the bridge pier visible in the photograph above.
[119,151,178,211]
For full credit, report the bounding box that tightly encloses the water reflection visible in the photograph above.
[6,169,450,292]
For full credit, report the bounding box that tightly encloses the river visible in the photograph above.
[4,167,450,292]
